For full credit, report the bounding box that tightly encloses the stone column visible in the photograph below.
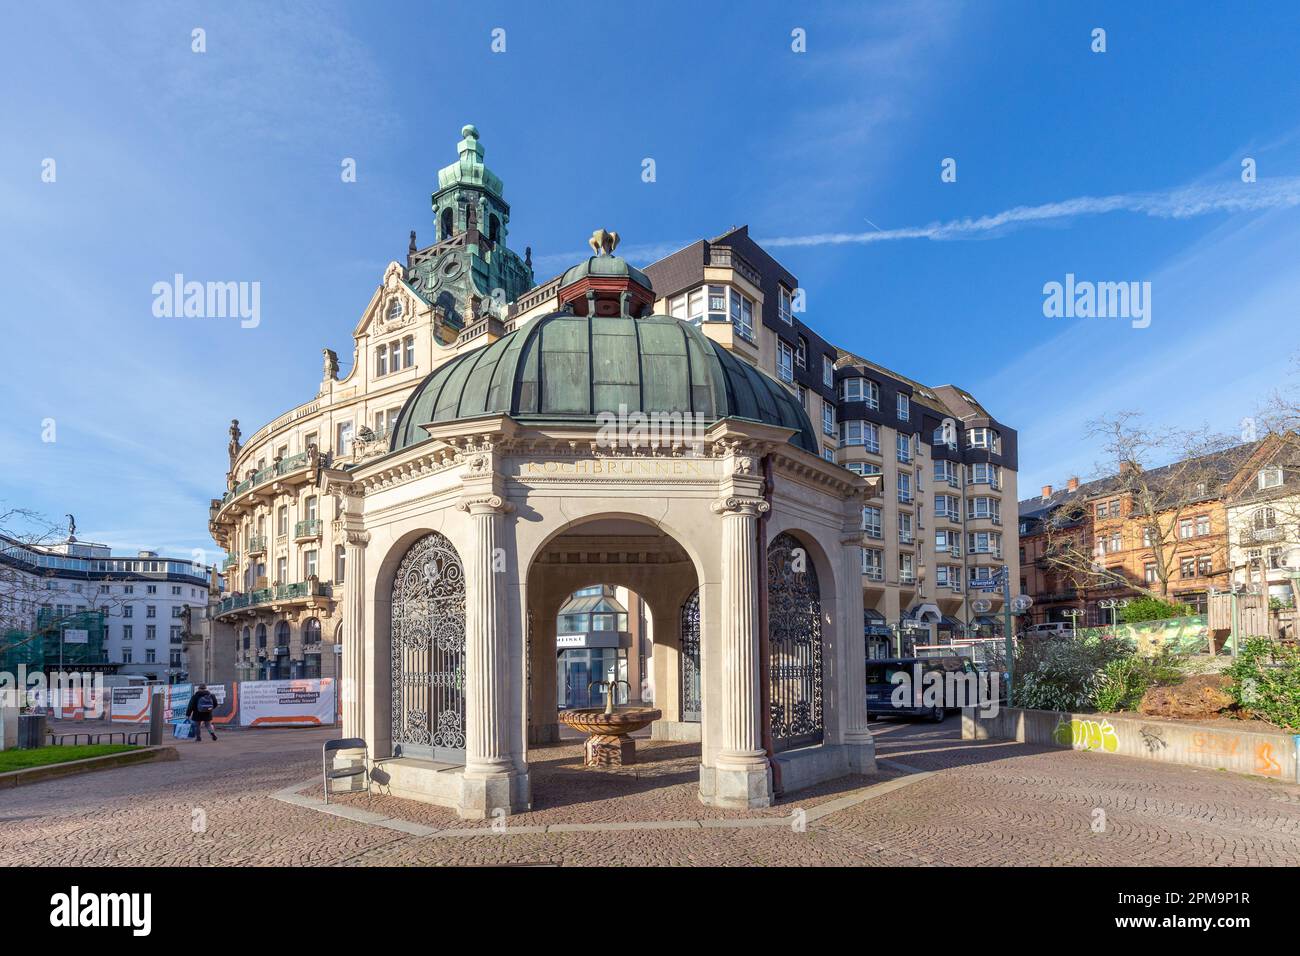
[839,530,877,774]
[709,495,773,809]
[458,494,519,817]
[341,530,369,741]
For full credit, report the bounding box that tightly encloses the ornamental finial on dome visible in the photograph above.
[588,228,620,257]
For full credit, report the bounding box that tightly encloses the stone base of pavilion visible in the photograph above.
[335,737,887,830]
[369,732,875,819]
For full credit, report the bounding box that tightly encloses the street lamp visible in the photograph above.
[1098,597,1129,628]
[1062,607,1083,634]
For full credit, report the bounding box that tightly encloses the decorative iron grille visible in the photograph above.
[767,532,823,751]
[680,589,702,722]
[391,532,466,762]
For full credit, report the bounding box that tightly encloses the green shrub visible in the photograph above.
[1013,632,1136,712]
[1121,596,1193,623]
[1225,637,1300,731]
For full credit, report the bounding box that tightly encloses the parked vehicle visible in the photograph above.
[1024,622,1075,638]
[865,656,979,721]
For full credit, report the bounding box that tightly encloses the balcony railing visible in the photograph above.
[219,451,314,509]
[294,519,322,539]
[223,554,239,570]
[246,535,267,555]
[899,572,916,585]
[1240,526,1283,544]
[708,246,763,287]
[216,581,333,617]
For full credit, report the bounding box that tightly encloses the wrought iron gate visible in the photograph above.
[766,532,823,751]
[391,532,466,762]
[680,589,701,722]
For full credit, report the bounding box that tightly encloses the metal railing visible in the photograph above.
[216,582,333,616]
[294,519,322,539]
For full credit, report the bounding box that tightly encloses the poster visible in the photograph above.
[238,678,336,727]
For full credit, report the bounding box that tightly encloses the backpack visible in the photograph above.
[197,692,216,711]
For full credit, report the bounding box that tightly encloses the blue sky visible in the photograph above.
[2,1,1299,560]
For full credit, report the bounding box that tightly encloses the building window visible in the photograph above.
[389,340,401,372]
[967,462,1000,488]
[335,545,346,583]
[822,356,834,389]
[839,420,879,452]
[1178,518,1193,539]
[779,286,793,324]
[1142,526,1156,547]
[1195,515,1209,536]
[862,548,884,581]
[934,460,959,488]
[862,506,882,538]
[841,377,879,409]
[896,433,912,464]
[1253,507,1276,531]
[337,421,353,456]
[146,625,156,640]
[1180,557,1196,578]
[898,512,914,545]
[777,341,794,383]
[145,649,156,664]
[822,403,835,436]
[404,336,415,368]
[256,623,267,649]
[376,346,388,377]
[966,427,1001,453]
[727,288,754,340]
[899,553,915,585]
[1144,563,1157,584]
[967,497,1000,521]
[935,494,960,520]
[123,625,133,640]
[896,393,910,421]
[304,550,318,579]
[1258,467,1283,490]
[1198,555,1213,576]
[277,505,288,537]
[822,447,836,462]
[123,605,133,618]
[795,337,807,369]
[303,618,321,646]
[897,472,913,504]
[146,605,156,618]
[122,648,132,664]
[967,531,1002,556]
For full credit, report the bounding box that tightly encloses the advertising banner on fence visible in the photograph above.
[110,684,228,723]
[238,678,336,727]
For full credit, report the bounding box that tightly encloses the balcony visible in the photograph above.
[294,518,323,541]
[216,451,316,519]
[707,246,763,288]
[246,535,267,556]
[223,553,239,571]
[215,581,334,619]
[1240,526,1283,544]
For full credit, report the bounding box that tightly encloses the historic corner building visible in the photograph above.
[207,125,1019,816]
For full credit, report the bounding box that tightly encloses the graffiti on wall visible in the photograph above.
[1053,716,1120,752]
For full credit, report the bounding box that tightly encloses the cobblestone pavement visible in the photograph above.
[3,717,1299,866]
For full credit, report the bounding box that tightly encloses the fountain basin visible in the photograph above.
[559,707,662,767]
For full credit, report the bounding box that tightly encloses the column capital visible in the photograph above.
[710,495,770,517]
[457,494,514,516]
[341,528,370,548]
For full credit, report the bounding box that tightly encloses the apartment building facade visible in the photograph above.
[1019,444,1262,627]
[642,227,1021,653]
[0,534,209,681]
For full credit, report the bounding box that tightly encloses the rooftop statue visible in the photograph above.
[589,228,620,257]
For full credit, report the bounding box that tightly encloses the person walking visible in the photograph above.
[185,684,219,742]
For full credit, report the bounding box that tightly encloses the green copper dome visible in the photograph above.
[560,255,652,290]
[389,312,819,454]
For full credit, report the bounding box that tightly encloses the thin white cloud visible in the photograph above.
[758,177,1300,248]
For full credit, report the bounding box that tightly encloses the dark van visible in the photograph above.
[865,656,979,721]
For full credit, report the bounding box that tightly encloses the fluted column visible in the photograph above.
[840,530,873,747]
[341,530,369,740]
[712,496,769,775]
[459,494,513,776]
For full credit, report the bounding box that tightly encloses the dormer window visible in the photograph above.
[795,336,807,369]
[387,299,402,321]
[779,286,794,324]
[1259,466,1283,490]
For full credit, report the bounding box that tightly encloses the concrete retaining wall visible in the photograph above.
[963,706,1300,783]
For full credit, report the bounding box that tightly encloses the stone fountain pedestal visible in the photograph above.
[559,706,662,769]
[585,734,636,767]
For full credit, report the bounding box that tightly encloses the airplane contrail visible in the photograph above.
[530,177,1300,270]
[758,177,1300,248]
